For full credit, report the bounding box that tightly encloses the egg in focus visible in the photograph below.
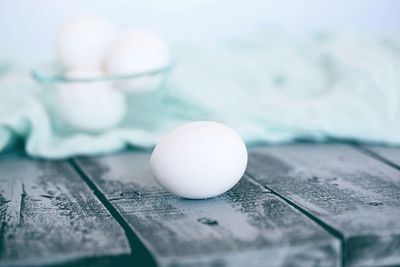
[150,121,248,199]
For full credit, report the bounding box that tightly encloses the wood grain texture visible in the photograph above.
[247,144,400,267]
[363,145,400,167]
[0,152,130,267]
[76,151,340,267]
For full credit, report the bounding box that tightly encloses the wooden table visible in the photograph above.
[1,143,399,267]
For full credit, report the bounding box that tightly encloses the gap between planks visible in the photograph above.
[74,152,341,267]
[70,143,400,267]
[250,143,400,266]
[244,173,346,267]
[352,144,400,173]
[68,159,157,267]
[0,153,131,267]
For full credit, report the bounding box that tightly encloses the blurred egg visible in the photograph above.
[54,82,126,132]
[56,15,116,70]
[151,121,248,199]
[105,30,170,74]
[104,30,170,91]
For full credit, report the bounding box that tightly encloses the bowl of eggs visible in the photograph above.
[32,15,172,133]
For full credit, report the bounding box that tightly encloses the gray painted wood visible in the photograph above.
[0,152,131,267]
[364,145,400,167]
[247,144,400,267]
[75,151,340,267]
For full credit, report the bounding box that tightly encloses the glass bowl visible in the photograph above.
[31,64,172,134]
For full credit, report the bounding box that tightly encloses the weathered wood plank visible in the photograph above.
[0,152,131,267]
[75,151,340,267]
[247,144,400,267]
[363,145,400,167]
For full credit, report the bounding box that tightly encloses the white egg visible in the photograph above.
[56,15,116,70]
[105,30,170,74]
[54,82,126,132]
[151,121,248,199]
[104,30,170,91]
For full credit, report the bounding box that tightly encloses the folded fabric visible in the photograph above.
[1,30,400,158]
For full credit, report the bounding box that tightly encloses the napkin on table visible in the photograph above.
[1,30,400,159]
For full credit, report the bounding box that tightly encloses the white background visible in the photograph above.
[0,0,399,63]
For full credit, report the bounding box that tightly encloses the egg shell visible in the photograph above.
[56,15,115,70]
[151,121,248,199]
[54,82,126,132]
[105,30,170,74]
[104,30,170,92]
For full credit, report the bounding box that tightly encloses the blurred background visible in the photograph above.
[1,0,399,63]
[0,0,400,158]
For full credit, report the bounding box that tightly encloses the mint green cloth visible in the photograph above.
[1,31,400,158]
